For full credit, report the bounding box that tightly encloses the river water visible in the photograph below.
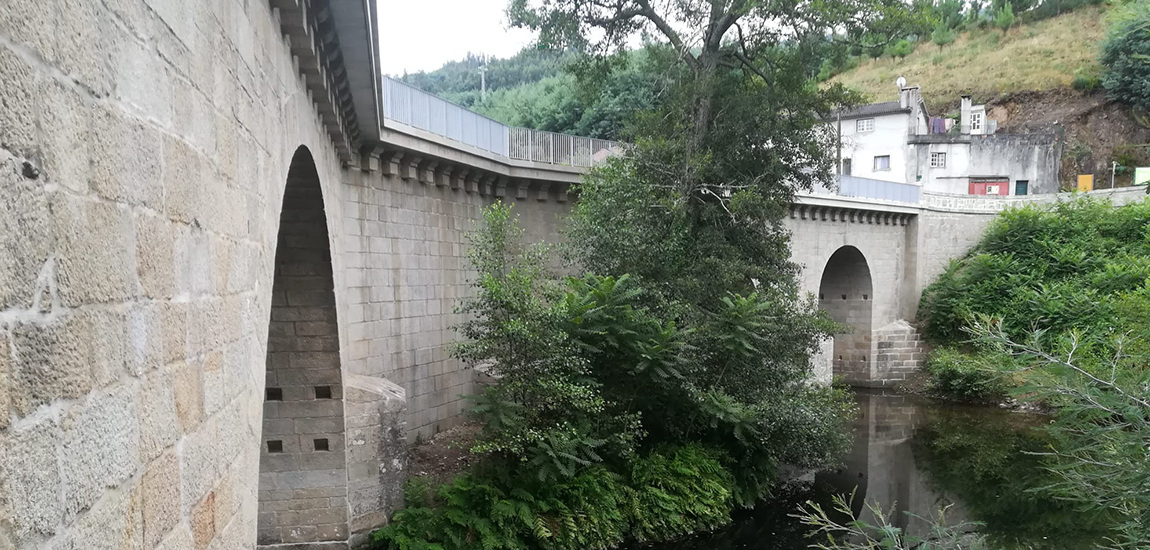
[644,389,1114,550]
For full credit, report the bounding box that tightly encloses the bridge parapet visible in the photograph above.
[812,175,922,204]
[382,77,621,168]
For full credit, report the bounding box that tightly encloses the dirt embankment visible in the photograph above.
[407,422,482,487]
[986,89,1150,189]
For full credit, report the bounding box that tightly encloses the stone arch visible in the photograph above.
[258,146,349,546]
[818,245,874,384]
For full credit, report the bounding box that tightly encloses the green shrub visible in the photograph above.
[995,2,1016,32]
[627,445,735,541]
[374,464,630,550]
[884,38,914,58]
[925,347,1011,401]
[372,444,736,550]
[932,22,957,53]
[919,198,1150,350]
[378,202,855,549]
[1072,67,1101,91]
[1101,0,1150,111]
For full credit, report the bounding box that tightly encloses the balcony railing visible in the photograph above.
[382,76,620,168]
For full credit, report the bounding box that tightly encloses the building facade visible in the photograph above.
[834,87,1061,196]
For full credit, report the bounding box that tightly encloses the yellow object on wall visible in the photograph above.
[1077,174,1094,192]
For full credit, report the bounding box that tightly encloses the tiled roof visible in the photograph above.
[832,100,910,120]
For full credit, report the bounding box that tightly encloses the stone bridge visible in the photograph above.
[0,2,1144,549]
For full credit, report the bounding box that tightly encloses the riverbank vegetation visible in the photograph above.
[372,200,854,550]
[918,197,1150,401]
[902,197,1150,547]
[372,0,938,546]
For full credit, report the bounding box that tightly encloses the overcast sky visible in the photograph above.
[377,0,538,76]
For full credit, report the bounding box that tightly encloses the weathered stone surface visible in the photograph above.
[180,417,219,513]
[190,491,214,550]
[52,194,138,307]
[137,213,177,299]
[39,78,91,195]
[0,157,54,312]
[0,329,10,430]
[90,104,163,208]
[160,300,188,365]
[52,477,144,550]
[61,384,141,518]
[85,307,130,389]
[163,134,204,225]
[4,418,62,541]
[172,360,204,433]
[154,526,195,550]
[56,0,114,96]
[10,314,93,416]
[0,48,37,155]
[142,451,180,550]
[138,371,181,463]
[0,0,57,61]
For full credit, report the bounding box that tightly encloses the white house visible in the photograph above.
[833,86,929,185]
[831,84,1060,196]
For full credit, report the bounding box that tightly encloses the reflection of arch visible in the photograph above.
[818,246,873,384]
[257,147,349,546]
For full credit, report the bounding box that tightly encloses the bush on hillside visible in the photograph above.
[884,39,914,58]
[996,2,1016,33]
[1072,66,1101,91]
[925,347,1012,401]
[1020,0,1104,24]
[932,23,957,52]
[919,198,1150,352]
[1101,0,1150,112]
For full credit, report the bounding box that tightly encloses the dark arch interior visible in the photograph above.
[818,246,874,384]
[257,147,349,546]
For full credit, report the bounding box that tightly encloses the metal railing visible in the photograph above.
[383,77,509,156]
[814,175,921,203]
[382,77,620,168]
[509,127,619,167]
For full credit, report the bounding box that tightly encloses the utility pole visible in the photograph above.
[479,54,488,102]
[836,109,842,176]
[1112,161,1118,189]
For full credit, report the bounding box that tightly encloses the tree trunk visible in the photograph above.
[686,50,719,183]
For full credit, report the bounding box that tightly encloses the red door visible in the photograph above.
[969,179,1010,195]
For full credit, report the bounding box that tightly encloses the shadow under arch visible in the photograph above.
[817,245,874,385]
[257,146,350,546]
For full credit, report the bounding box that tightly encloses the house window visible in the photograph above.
[856,118,875,132]
[873,155,891,171]
[930,152,946,168]
[971,112,983,132]
[1015,180,1029,195]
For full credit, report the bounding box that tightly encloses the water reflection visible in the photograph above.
[820,389,968,542]
[641,390,1113,550]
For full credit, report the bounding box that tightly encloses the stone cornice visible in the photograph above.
[789,203,915,226]
[272,0,372,163]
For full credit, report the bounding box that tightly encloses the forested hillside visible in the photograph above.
[398,48,664,140]
[828,5,1108,108]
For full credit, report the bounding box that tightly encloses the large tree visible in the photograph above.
[509,0,930,161]
[505,0,932,504]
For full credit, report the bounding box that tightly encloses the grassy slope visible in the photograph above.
[830,5,1108,109]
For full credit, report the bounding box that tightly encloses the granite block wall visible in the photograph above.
[0,0,363,548]
[336,168,571,442]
